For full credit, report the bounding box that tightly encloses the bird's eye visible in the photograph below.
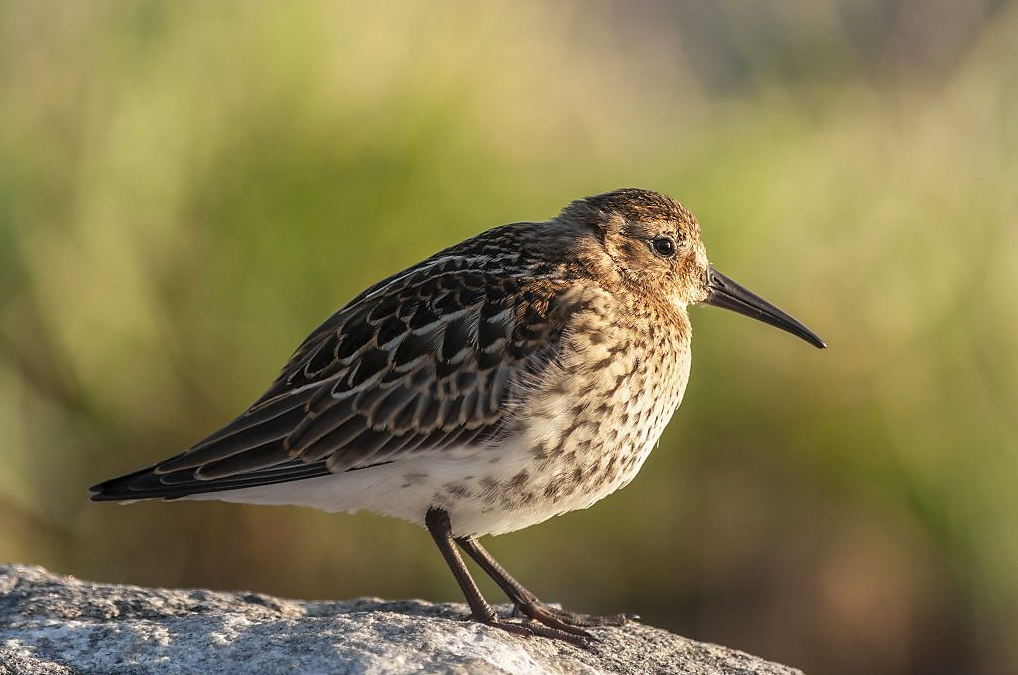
[652,237,676,258]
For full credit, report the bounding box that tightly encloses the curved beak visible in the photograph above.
[704,267,826,349]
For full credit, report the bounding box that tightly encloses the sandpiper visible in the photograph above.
[91,188,825,643]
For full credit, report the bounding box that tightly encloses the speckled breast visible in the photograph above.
[517,301,692,514]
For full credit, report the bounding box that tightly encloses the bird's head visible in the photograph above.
[561,188,826,349]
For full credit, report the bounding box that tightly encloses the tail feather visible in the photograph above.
[88,457,333,502]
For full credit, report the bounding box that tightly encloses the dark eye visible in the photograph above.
[652,237,676,257]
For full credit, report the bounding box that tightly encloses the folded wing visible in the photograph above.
[90,241,576,501]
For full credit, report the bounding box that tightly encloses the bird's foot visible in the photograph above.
[470,611,593,645]
[513,600,636,628]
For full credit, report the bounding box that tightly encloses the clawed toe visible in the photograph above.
[471,614,593,646]
[550,609,631,627]
[516,601,634,629]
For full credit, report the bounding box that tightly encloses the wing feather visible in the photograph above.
[90,227,584,502]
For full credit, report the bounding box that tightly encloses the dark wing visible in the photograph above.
[90,248,577,501]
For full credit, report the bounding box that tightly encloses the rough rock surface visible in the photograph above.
[0,565,803,675]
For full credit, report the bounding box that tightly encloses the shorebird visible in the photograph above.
[91,188,825,643]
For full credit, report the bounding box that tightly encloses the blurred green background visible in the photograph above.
[1,2,1016,674]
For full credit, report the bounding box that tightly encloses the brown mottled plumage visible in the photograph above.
[91,188,824,644]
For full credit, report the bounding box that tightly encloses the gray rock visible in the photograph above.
[0,564,803,675]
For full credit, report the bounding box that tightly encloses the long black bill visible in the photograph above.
[704,267,826,349]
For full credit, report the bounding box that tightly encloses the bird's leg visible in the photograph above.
[424,508,590,644]
[455,535,634,629]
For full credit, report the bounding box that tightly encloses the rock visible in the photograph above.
[0,565,803,675]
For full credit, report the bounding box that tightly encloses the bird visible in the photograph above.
[91,188,825,644]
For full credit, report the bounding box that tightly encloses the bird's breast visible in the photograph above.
[465,303,692,525]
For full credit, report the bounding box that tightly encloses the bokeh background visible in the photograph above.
[2,2,1016,674]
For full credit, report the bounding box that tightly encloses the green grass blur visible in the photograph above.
[2,2,1016,674]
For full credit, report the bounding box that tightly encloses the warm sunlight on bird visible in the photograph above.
[91,188,825,643]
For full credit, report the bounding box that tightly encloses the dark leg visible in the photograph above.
[456,535,634,629]
[424,507,590,644]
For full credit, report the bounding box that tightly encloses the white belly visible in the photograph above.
[185,437,645,537]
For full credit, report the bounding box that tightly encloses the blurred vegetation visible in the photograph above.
[1,2,1017,674]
